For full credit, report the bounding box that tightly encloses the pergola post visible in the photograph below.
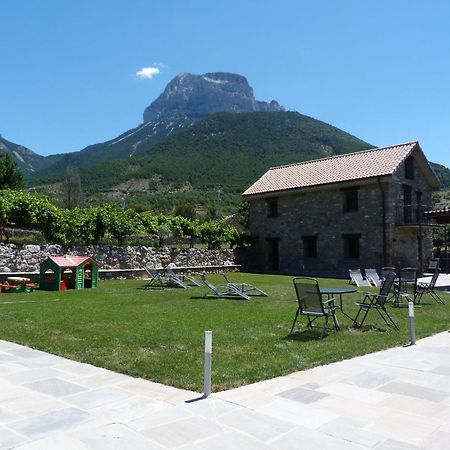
[445,225,448,274]
[418,201,423,276]
[424,209,450,275]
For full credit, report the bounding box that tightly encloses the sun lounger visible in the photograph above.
[165,267,202,287]
[144,268,170,289]
[165,268,190,289]
[200,274,250,300]
[222,273,267,296]
[365,269,382,287]
[348,269,372,287]
[182,273,202,287]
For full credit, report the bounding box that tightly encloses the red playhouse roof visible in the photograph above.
[47,256,96,268]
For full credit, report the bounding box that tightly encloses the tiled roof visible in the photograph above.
[424,208,450,224]
[48,256,94,267]
[243,142,425,196]
[425,208,450,214]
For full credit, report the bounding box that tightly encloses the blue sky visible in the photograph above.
[1,0,450,168]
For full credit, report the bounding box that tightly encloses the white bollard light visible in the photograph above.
[408,302,416,345]
[204,331,212,397]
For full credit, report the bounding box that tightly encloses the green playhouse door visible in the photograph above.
[80,263,99,288]
[76,266,84,290]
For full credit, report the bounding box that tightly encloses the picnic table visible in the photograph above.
[0,276,36,293]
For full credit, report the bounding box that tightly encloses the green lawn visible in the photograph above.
[0,273,448,392]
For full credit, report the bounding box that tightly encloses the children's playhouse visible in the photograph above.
[39,256,99,291]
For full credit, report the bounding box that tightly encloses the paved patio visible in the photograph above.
[418,273,450,291]
[0,331,449,449]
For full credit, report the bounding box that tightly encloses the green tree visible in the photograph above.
[173,202,196,220]
[236,200,250,229]
[155,214,173,247]
[0,154,24,189]
[139,211,159,236]
[62,167,84,209]
[433,228,445,253]
[198,219,239,250]
[0,190,60,243]
[168,215,200,246]
[107,207,142,244]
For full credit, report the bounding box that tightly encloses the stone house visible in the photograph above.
[242,142,440,277]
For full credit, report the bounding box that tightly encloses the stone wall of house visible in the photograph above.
[0,244,235,274]
[246,182,388,277]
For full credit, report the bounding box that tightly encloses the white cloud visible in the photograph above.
[136,66,161,80]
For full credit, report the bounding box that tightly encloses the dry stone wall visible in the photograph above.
[0,244,235,273]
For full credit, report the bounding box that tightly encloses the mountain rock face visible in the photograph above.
[0,135,46,173]
[143,72,284,122]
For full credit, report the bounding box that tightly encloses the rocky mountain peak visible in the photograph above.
[143,72,284,123]
[0,135,45,173]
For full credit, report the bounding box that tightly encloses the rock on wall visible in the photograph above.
[0,244,235,273]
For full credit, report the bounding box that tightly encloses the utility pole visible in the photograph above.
[417,192,423,276]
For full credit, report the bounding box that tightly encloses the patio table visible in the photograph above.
[319,287,357,321]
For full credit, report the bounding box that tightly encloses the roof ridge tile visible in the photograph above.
[268,141,418,171]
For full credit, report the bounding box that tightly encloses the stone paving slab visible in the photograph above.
[24,378,87,398]
[0,332,448,448]
[377,380,449,402]
[196,429,273,450]
[276,385,329,403]
[9,407,92,440]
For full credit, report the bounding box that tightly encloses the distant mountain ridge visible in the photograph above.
[30,111,374,200]
[0,135,46,173]
[31,114,196,178]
